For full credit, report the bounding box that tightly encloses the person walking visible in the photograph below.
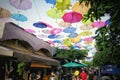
[80,70,88,80]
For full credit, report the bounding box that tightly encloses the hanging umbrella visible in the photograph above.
[57,21,71,27]
[62,11,83,23]
[79,24,93,30]
[24,29,36,34]
[72,1,91,15]
[45,0,56,5]
[50,28,62,34]
[9,0,32,10]
[68,32,78,38]
[11,13,27,22]
[63,27,76,33]
[33,22,47,28]
[79,31,93,36]
[55,0,71,10]
[0,7,11,18]
[92,21,106,28]
[47,8,65,19]
[62,62,87,67]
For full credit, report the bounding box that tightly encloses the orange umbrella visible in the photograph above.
[0,7,11,18]
[72,1,91,15]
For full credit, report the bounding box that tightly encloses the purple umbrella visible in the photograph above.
[9,0,32,10]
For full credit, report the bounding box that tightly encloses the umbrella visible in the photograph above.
[79,24,93,30]
[62,11,83,23]
[33,22,47,28]
[57,21,71,27]
[63,27,76,33]
[50,28,62,34]
[9,0,32,10]
[92,21,106,28]
[55,0,71,10]
[72,1,91,15]
[68,32,78,38]
[45,0,56,5]
[0,7,11,18]
[47,8,65,19]
[24,29,36,34]
[11,13,27,22]
[62,62,87,67]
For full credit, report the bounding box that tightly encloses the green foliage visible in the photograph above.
[79,0,120,66]
[54,47,88,61]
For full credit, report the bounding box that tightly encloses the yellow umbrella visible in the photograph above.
[0,7,11,18]
[55,0,71,10]
[79,24,93,30]
[47,8,65,19]
[72,1,91,15]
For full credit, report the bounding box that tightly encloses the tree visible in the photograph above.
[79,0,120,66]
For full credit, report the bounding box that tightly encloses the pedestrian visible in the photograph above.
[80,70,88,80]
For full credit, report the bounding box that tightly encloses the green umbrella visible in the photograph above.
[47,8,65,19]
[62,62,87,67]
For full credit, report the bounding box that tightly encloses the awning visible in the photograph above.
[0,22,53,57]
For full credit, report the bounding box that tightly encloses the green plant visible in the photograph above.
[79,0,120,66]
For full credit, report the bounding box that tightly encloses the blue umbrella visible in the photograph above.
[68,32,78,38]
[33,22,47,28]
[63,27,76,33]
[45,0,56,5]
[11,13,27,22]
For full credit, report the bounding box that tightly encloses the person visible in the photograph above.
[87,70,94,80]
[80,70,88,80]
[49,71,58,80]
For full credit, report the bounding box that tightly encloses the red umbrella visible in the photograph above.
[62,11,83,23]
[9,0,32,10]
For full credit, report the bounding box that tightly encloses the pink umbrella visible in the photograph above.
[62,11,83,23]
[9,0,32,10]
[92,21,106,28]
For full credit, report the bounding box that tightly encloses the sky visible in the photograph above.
[0,0,110,61]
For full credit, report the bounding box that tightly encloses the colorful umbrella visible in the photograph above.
[57,21,71,27]
[9,0,32,10]
[92,21,106,28]
[68,32,78,38]
[0,7,11,18]
[24,29,36,34]
[62,11,83,23]
[47,8,65,19]
[79,24,93,30]
[55,0,71,10]
[45,0,56,5]
[50,28,62,34]
[63,27,76,33]
[72,1,91,15]
[33,22,47,28]
[11,13,27,22]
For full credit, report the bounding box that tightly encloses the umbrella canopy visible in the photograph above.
[9,0,32,10]
[63,27,76,33]
[45,0,56,5]
[33,22,47,28]
[47,8,65,19]
[62,11,83,23]
[92,21,106,28]
[0,7,11,18]
[11,13,27,22]
[72,1,91,15]
[62,62,87,67]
